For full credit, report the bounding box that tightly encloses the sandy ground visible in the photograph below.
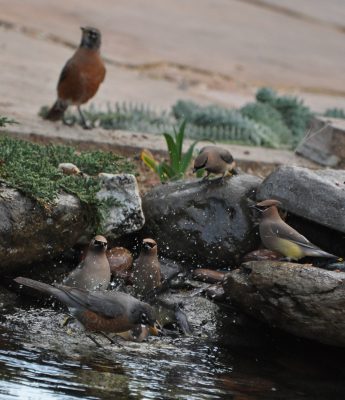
[0,0,345,169]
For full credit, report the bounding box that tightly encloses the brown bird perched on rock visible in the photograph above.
[254,199,338,261]
[14,277,156,336]
[63,235,110,291]
[45,27,106,128]
[193,146,237,181]
[132,238,161,298]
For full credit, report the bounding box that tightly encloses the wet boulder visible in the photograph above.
[257,166,345,234]
[224,261,345,347]
[142,174,261,268]
[96,173,144,238]
[0,174,144,270]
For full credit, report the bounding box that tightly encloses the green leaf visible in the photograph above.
[163,133,179,171]
[180,140,201,173]
[175,120,187,160]
[141,150,159,173]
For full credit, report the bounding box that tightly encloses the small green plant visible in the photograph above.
[324,108,345,119]
[0,116,17,128]
[141,121,202,182]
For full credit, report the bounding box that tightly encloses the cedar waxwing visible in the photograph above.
[63,235,111,291]
[193,146,237,180]
[14,277,156,334]
[132,238,161,298]
[255,199,338,261]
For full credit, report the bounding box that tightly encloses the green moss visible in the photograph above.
[0,136,135,232]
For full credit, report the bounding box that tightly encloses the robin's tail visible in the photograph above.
[14,277,61,297]
[45,99,68,121]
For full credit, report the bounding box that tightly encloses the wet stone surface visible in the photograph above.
[224,261,345,347]
[142,174,261,268]
[2,282,345,399]
[257,166,345,234]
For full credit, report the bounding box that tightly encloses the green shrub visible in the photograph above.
[324,108,345,119]
[255,87,312,144]
[39,87,314,149]
[172,100,281,147]
[240,102,292,146]
[0,116,17,128]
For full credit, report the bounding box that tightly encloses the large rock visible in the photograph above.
[97,173,145,238]
[224,261,345,347]
[257,166,345,234]
[142,174,261,268]
[296,116,345,167]
[0,174,144,270]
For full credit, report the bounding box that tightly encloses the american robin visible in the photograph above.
[63,235,111,291]
[45,27,106,128]
[132,238,161,298]
[14,277,156,334]
[254,199,339,260]
[193,146,237,181]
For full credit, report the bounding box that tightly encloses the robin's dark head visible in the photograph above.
[141,238,157,254]
[90,235,108,252]
[131,303,156,327]
[80,27,102,50]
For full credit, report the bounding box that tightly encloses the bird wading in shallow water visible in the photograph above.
[132,238,161,299]
[14,277,156,342]
[254,199,339,261]
[193,145,237,181]
[45,27,106,128]
[63,235,110,291]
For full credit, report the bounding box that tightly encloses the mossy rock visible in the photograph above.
[0,136,135,232]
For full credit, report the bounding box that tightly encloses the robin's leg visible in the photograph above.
[220,171,228,184]
[77,106,91,130]
[98,332,123,347]
[86,333,104,348]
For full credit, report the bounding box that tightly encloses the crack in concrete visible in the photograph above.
[0,18,234,83]
[239,0,345,34]
[3,16,345,98]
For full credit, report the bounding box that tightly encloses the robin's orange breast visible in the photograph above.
[76,310,134,333]
[57,48,106,106]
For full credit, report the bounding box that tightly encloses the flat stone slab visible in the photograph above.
[224,261,345,347]
[296,116,345,167]
[257,165,345,234]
